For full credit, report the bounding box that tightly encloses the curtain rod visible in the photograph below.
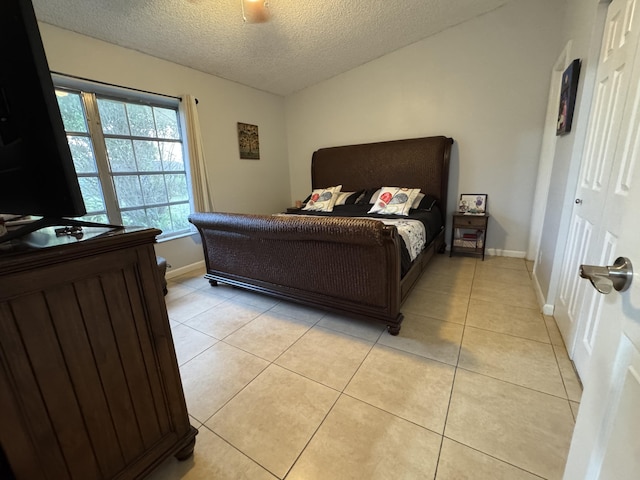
[50,71,199,104]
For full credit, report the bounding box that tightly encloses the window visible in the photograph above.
[54,82,192,240]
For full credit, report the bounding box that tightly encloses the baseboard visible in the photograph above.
[443,247,527,258]
[532,269,555,315]
[165,260,206,280]
[484,248,526,258]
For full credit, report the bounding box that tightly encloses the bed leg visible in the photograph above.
[209,279,218,287]
[387,324,401,336]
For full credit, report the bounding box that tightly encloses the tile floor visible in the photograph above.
[148,255,582,480]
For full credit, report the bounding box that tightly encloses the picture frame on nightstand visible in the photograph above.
[459,194,487,215]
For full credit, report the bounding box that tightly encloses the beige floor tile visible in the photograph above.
[436,438,541,480]
[170,323,218,366]
[269,300,326,323]
[377,312,463,365]
[345,345,455,433]
[205,283,242,299]
[570,401,580,421]
[458,327,565,397]
[552,343,583,402]
[189,415,202,429]
[276,326,373,390]
[473,265,533,286]
[446,369,574,480]
[287,395,441,480]
[231,289,281,310]
[545,315,566,347]
[223,311,315,361]
[402,289,470,324]
[164,282,198,303]
[466,298,549,343]
[471,279,538,310]
[316,313,385,342]
[414,267,474,296]
[180,342,269,423]
[163,255,577,479]
[166,289,229,322]
[169,267,209,290]
[184,299,267,339]
[146,426,277,480]
[428,254,478,272]
[206,365,339,479]
[481,256,528,271]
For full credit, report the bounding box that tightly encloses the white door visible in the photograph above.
[563,0,640,477]
[563,97,640,479]
[554,0,640,380]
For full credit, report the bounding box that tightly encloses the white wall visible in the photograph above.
[535,0,607,304]
[39,23,290,271]
[285,0,563,255]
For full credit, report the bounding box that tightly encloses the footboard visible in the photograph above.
[188,212,405,332]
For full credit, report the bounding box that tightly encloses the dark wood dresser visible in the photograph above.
[0,227,197,479]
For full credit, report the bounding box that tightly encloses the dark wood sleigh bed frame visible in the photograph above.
[188,135,453,335]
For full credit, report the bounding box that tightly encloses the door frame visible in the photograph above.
[530,41,574,313]
[534,2,609,331]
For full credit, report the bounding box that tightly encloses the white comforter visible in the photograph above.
[366,218,426,261]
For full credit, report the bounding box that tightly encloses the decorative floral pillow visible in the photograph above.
[302,185,342,212]
[368,187,421,216]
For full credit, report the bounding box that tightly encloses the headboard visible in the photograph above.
[311,136,454,222]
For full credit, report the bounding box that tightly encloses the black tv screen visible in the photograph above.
[0,0,86,219]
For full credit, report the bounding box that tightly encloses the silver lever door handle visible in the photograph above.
[579,257,633,294]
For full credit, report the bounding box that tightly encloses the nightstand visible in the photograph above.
[450,214,489,260]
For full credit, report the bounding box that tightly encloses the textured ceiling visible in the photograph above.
[32,0,513,96]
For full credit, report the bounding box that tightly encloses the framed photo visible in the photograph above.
[237,122,260,159]
[556,59,581,136]
[459,194,487,215]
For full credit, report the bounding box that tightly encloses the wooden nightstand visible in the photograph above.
[450,214,489,260]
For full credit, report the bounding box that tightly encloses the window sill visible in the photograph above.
[156,229,198,243]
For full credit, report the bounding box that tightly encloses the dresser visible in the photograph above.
[0,227,197,479]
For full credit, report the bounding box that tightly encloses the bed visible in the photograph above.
[188,135,453,334]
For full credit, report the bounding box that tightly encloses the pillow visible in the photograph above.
[335,191,356,206]
[302,185,342,212]
[368,187,421,216]
[367,188,382,204]
[356,188,382,205]
[345,189,365,205]
[416,194,438,211]
[412,193,425,209]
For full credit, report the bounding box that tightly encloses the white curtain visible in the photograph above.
[179,94,213,212]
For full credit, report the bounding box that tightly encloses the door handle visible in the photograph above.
[579,257,633,294]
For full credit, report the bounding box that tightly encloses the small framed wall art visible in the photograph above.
[459,194,487,215]
[556,59,581,136]
[237,122,260,159]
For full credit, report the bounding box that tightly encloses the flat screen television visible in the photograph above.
[0,0,118,243]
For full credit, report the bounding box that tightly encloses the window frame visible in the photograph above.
[53,74,194,241]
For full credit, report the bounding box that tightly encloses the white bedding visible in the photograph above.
[366,218,426,261]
